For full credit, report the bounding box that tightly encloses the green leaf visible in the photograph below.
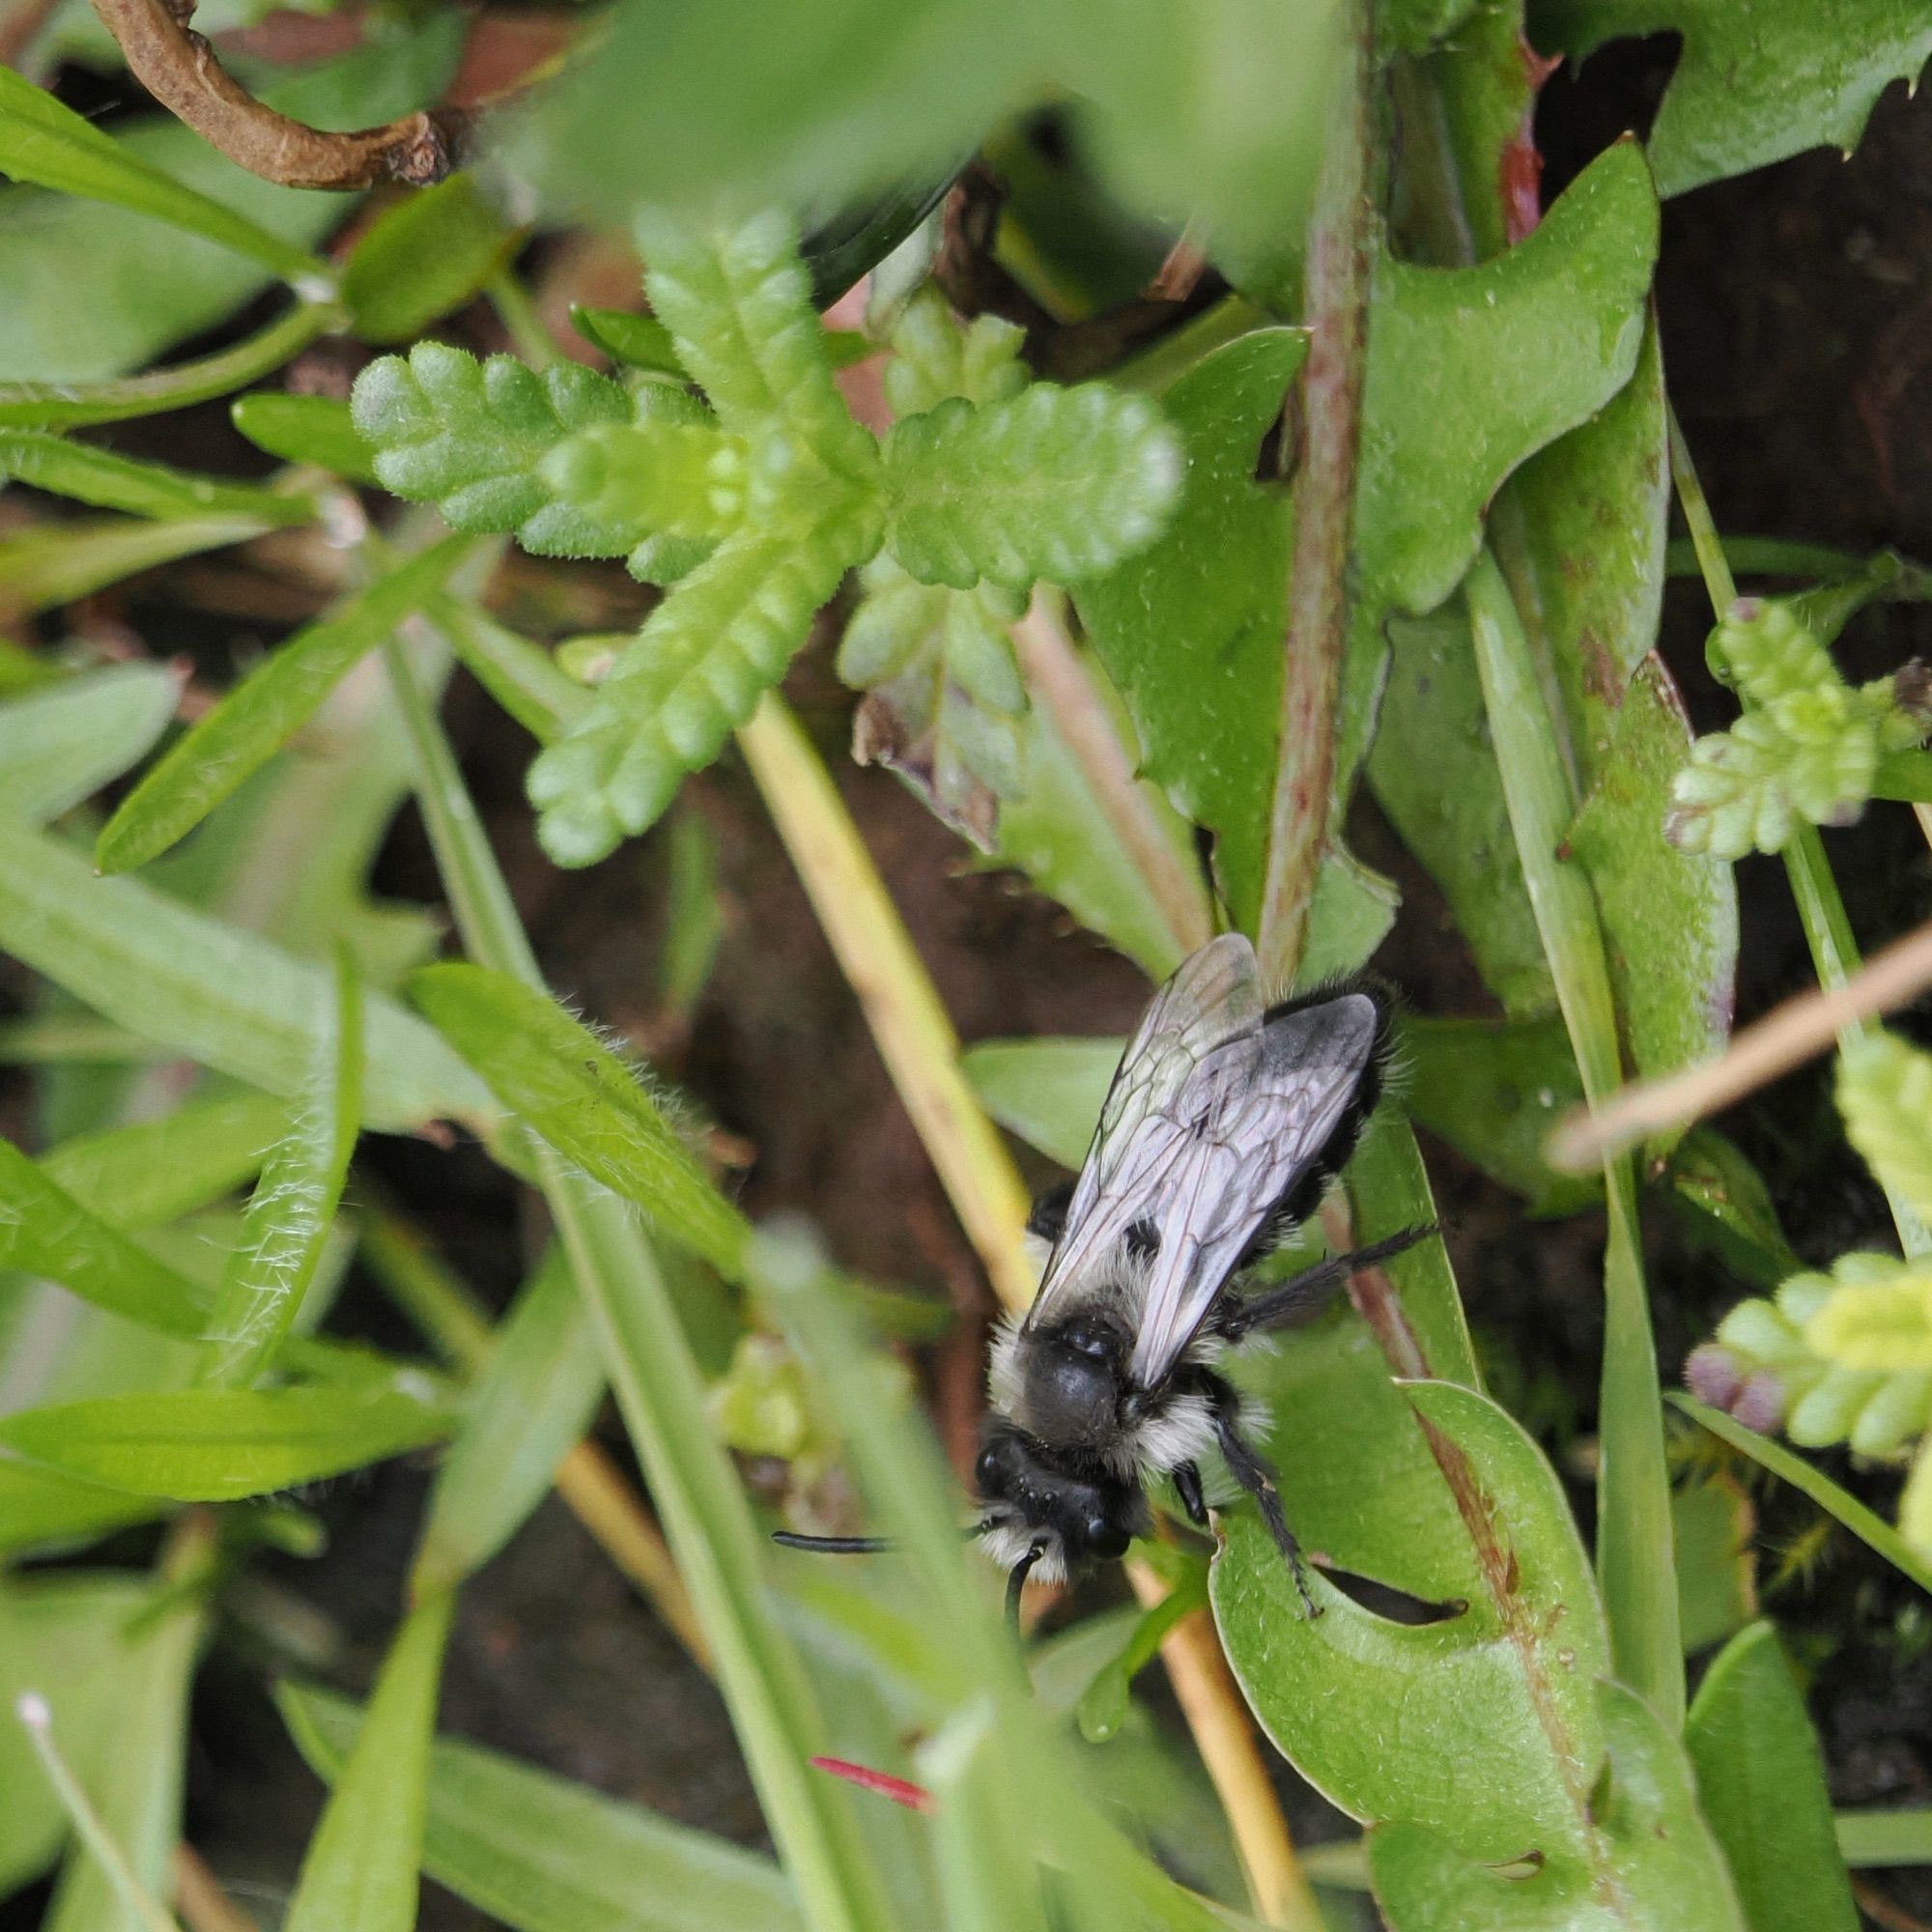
[0,1576,154,1896]
[1837,1808,1932,1867]
[1403,1013,1597,1213]
[527,527,854,863]
[1567,656,1739,1121]
[340,173,520,343]
[383,629,896,1932]
[1368,1679,1745,1932]
[1837,1030,1932,1228]
[279,1680,803,1932]
[231,393,381,486]
[0,27,461,388]
[1466,545,1683,1719]
[985,645,1205,980]
[1667,1128,1803,1290]
[40,1561,201,1932]
[1672,1394,1932,1596]
[284,1592,452,1932]
[199,953,361,1385]
[430,597,589,744]
[352,344,639,550]
[0,663,180,823]
[1366,602,1555,1016]
[1073,327,1305,929]
[1674,1473,1757,1655]
[1356,140,1659,616]
[96,533,474,872]
[0,1465,166,1560]
[1803,1259,1932,1373]
[0,1137,210,1336]
[1536,0,1932,197]
[0,63,320,280]
[881,385,1179,590]
[407,961,751,1277]
[1216,1380,1609,1859]
[0,512,272,617]
[961,1036,1117,1169]
[570,304,685,375]
[0,1385,452,1501]
[0,429,316,523]
[1685,1622,1859,1932]
[412,1246,605,1596]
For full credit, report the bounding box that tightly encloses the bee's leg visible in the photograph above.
[1026,1180,1074,1246]
[1007,1539,1048,1635]
[1173,1460,1209,1527]
[1215,1225,1437,1344]
[1200,1370,1320,1618]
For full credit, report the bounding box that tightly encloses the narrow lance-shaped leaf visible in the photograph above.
[1684,1621,1859,1932]
[339,172,520,344]
[0,664,182,825]
[279,1681,803,1932]
[408,961,751,1278]
[0,65,323,281]
[0,1386,453,1502]
[412,1245,606,1598]
[0,822,494,1133]
[97,533,475,874]
[37,1091,290,1231]
[0,431,316,524]
[284,1592,453,1932]
[0,513,273,620]
[0,1138,209,1337]
[0,1466,166,1561]
[198,952,363,1386]
[230,393,381,486]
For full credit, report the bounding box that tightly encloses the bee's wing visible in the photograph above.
[1125,990,1381,1389]
[1028,935,1264,1327]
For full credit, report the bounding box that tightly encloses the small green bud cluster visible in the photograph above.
[1666,598,1928,858]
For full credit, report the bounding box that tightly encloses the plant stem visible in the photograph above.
[0,301,339,430]
[489,270,559,371]
[171,1846,259,1932]
[736,693,1037,1314]
[1009,593,1212,967]
[1256,0,1378,983]
[1465,548,1684,1724]
[737,689,1317,1928]
[1667,411,1930,1259]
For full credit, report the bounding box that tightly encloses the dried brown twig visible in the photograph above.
[90,0,463,189]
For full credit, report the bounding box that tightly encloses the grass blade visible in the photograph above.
[382,632,895,1932]
[1466,545,1683,1721]
[408,961,750,1279]
[1685,1621,1858,1932]
[0,67,322,282]
[0,1386,452,1500]
[98,533,474,873]
[0,822,492,1133]
[0,664,182,822]
[1671,1394,1932,1594]
[411,1244,605,1597]
[198,952,362,1385]
[0,1137,209,1336]
[0,431,317,525]
[279,1679,801,1932]
[283,1591,453,1932]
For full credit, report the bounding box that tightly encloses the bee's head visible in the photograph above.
[1009,1316,1130,1449]
[973,1420,1144,1583]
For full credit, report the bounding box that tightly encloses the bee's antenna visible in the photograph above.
[770,1531,895,1554]
[1005,1541,1047,1634]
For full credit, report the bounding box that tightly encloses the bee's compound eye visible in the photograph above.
[975,1443,1001,1492]
[976,1434,1023,1496]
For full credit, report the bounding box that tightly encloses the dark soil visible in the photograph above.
[8,35,1932,1932]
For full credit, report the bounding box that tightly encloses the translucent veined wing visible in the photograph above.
[1125,992,1379,1387]
[1027,935,1264,1330]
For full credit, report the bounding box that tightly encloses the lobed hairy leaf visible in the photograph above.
[1837,1030,1932,1227]
[882,385,1180,591]
[526,525,864,864]
[351,345,639,555]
